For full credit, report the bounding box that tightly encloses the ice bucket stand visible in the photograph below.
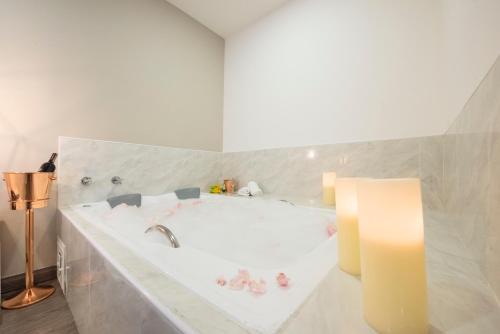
[1,172,56,309]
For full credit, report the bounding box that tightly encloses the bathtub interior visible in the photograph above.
[70,193,338,333]
[77,193,334,269]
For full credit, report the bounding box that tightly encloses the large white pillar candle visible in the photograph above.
[335,178,361,275]
[357,178,427,334]
[322,172,336,206]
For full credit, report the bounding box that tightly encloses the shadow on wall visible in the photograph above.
[0,111,66,167]
[0,220,18,275]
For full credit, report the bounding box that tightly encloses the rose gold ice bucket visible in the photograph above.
[1,171,57,310]
[3,172,56,210]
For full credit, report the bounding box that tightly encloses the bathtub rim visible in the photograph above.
[59,206,255,334]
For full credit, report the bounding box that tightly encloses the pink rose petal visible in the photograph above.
[327,223,337,237]
[248,279,267,295]
[238,269,250,284]
[229,277,245,290]
[228,269,251,290]
[216,277,226,286]
[276,273,290,288]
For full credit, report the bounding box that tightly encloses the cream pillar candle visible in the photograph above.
[335,178,361,275]
[322,172,336,206]
[357,178,427,334]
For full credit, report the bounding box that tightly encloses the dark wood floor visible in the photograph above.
[0,280,78,334]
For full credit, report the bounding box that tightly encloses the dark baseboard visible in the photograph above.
[1,266,57,298]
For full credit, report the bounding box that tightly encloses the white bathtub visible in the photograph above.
[71,193,337,333]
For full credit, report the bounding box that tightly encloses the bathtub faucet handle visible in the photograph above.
[81,177,93,186]
[111,176,122,185]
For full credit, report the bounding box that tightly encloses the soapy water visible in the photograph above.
[98,194,334,269]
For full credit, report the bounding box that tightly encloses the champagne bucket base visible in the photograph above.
[1,286,55,310]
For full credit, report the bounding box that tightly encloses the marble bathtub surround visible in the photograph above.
[335,177,362,276]
[58,206,500,334]
[322,172,336,206]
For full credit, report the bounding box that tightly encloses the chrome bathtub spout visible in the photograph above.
[145,225,180,248]
[279,199,295,206]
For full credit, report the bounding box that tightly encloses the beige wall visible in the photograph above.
[0,0,224,278]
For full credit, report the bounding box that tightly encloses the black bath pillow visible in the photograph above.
[107,193,142,208]
[174,187,201,200]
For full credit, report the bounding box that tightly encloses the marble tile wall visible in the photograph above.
[59,135,444,211]
[222,136,444,211]
[58,137,222,207]
[443,55,500,298]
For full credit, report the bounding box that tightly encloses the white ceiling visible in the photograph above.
[166,0,290,38]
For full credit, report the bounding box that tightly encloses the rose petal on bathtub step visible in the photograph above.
[276,273,290,288]
[248,279,267,295]
[216,277,227,286]
[327,223,337,237]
